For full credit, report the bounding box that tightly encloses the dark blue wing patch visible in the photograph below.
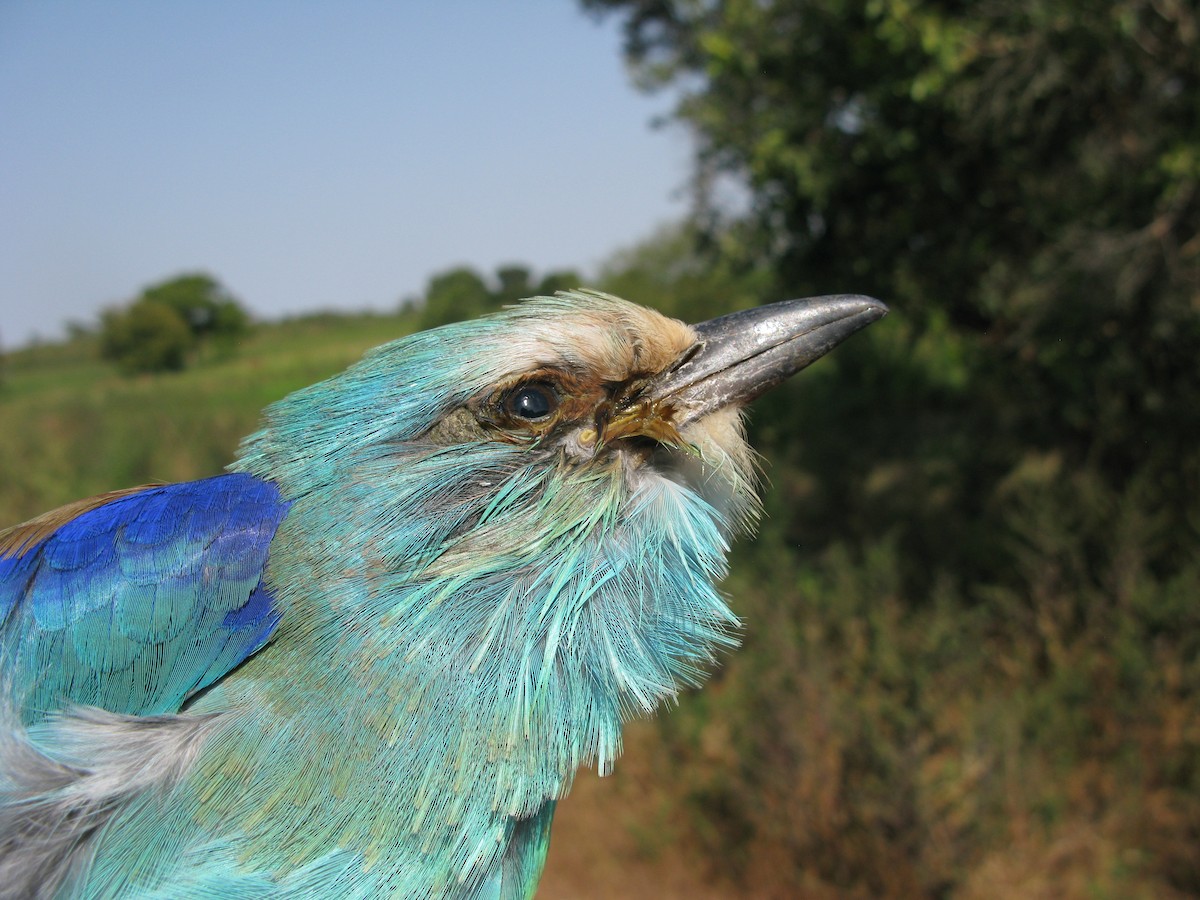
[0,474,291,724]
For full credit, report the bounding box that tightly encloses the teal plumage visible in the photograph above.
[0,291,885,898]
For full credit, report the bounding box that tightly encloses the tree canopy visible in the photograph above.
[585,0,1199,586]
[100,273,249,374]
[414,265,582,329]
[581,1,1200,894]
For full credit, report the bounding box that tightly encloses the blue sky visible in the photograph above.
[0,2,690,346]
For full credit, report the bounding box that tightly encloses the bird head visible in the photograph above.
[233,290,885,814]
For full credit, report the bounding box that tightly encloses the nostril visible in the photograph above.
[664,341,704,377]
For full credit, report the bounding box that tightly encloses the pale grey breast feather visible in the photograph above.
[0,705,222,899]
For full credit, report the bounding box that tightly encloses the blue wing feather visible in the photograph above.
[0,473,291,724]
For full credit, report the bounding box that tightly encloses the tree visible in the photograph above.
[100,273,249,373]
[597,221,774,321]
[578,2,1200,894]
[100,299,194,374]
[139,273,248,345]
[494,265,534,306]
[534,270,583,297]
[585,0,1200,574]
[416,265,587,328]
[416,267,494,329]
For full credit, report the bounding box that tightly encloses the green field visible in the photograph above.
[0,313,415,525]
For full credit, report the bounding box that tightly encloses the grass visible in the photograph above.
[0,312,415,525]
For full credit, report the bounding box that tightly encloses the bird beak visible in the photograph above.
[602,295,888,443]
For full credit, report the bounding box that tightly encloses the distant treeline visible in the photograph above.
[408,264,582,330]
[88,264,586,375]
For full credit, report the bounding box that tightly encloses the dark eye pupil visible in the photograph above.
[508,384,555,420]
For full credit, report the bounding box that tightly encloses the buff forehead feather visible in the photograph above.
[471,292,697,385]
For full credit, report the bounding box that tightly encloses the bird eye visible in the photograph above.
[503,382,558,421]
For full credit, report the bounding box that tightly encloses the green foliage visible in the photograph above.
[583,0,1199,894]
[100,273,250,373]
[415,264,583,329]
[139,273,249,344]
[100,299,194,374]
[597,222,777,322]
[494,265,534,306]
[533,270,583,297]
[587,0,1199,505]
[416,267,494,329]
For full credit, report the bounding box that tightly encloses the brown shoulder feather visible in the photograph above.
[0,484,165,560]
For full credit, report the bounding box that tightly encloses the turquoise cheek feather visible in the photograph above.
[2,291,884,898]
[168,426,738,896]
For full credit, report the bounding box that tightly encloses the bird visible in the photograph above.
[0,290,885,899]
